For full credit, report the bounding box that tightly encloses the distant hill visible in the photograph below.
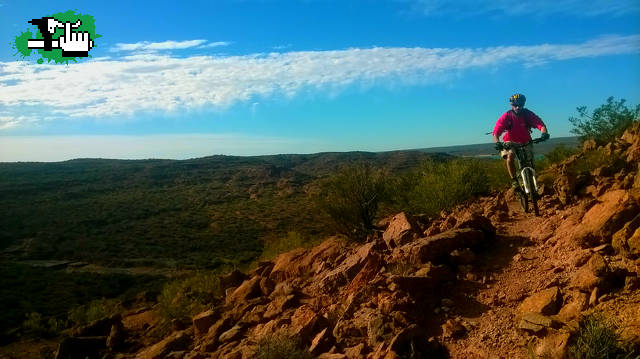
[415,136,579,157]
[0,150,450,268]
[0,138,576,269]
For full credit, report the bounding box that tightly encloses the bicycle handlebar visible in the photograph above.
[499,136,548,150]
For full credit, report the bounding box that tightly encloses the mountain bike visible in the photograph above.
[502,137,547,216]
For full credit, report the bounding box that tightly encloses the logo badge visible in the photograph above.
[12,10,100,64]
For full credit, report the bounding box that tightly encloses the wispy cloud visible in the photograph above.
[110,39,230,52]
[407,0,640,17]
[1,34,639,128]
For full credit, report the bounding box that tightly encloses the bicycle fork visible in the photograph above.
[520,167,537,194]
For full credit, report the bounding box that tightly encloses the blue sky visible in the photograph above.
[0,0,639,161]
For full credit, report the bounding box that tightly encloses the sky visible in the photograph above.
[0,0,639,161]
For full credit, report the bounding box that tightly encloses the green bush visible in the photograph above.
[157,271,221,324]
[537,144,579,170]
[21,312,65,338]
[567,314,637,359]
[254,332,314,359]
[569,97,639,146]
[569,147,627,178]
[391,158,491,216]
[67,298,122,327]
[259,231,319,261]
[316,163,390,241]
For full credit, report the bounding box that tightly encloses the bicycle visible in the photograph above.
[500,136,547,216]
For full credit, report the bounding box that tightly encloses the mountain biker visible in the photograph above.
[493,93,549,189]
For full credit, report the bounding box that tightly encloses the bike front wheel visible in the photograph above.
[530,191,539,216]
[517,189,529,213]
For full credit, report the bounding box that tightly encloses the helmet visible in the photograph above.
[509,93,526,107]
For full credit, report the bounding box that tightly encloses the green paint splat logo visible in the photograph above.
[11,10,101,64]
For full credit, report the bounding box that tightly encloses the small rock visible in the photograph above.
[624,276,640,291]
[441,319,466,338]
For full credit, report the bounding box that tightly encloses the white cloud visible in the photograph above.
[408,0,640,17]
[198,41,233,49]
[111,39,230,52]
[0,34,639,127]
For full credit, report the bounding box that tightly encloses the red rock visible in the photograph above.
[535,332,571,359]
[383,212,419,248]
[269,248,308,281]
[137,330,191,359]
[192,309,219,337]
[226,276,262,305]
[516,287,562,317]
[219,270,248,291]
[345,254,381,295]
[571,190,639,246]
[570,254,610,292]
[344,343,366,359]
[395,228,485,265]
[263,294,297,319]
[289,305,325,344]
[318,242,376,294]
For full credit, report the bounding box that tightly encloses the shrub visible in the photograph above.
[21,312,65,338]
[254,332,314,359]
[157,271,221,324]
[567,314,637,359]
[67,298,122,327]
[259,231,317,261]
[391,158,491,216]
[569,97,639,146]
[316,163,389,241]
[537,144,579,170]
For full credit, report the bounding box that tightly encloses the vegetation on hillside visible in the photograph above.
[569,96,639,145]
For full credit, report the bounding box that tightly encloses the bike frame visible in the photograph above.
[506,142,538,194]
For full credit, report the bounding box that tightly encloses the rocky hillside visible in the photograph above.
[44,123,640,358]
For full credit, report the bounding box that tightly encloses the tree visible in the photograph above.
[316,163,389,241]
[569,97,639,145]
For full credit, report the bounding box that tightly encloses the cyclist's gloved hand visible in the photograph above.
[541,133,550,141]
[495,142,504,151]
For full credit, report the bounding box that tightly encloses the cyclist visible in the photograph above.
[493,93,550,189]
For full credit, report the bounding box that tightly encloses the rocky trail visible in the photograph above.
[33,123,640,358]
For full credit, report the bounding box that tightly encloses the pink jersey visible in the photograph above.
[493,109,545,144]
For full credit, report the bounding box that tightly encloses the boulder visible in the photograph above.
[395,228,485,265]
[226,276,262,305]
[268,237,345,281]
[269,248,308,281]
[193,309,219,337]
[263,294,297,319]
[571,190,639,247]
[137,330,191,359]
[318,242,377,294]
[289,305,326,344]
[55,336,106,359]
[106,321,125,350]
[570,254,610,292]
[202,316,234,351]
[518,313,559,333]
[557,292,588,322]
[219,270,248,291]
[218,324,244,344]
[383,212,419,248]
[535,332,571,359]
[345,254,381,295]
[516,287,562,317]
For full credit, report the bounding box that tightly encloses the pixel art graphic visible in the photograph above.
[11,10,100,64]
